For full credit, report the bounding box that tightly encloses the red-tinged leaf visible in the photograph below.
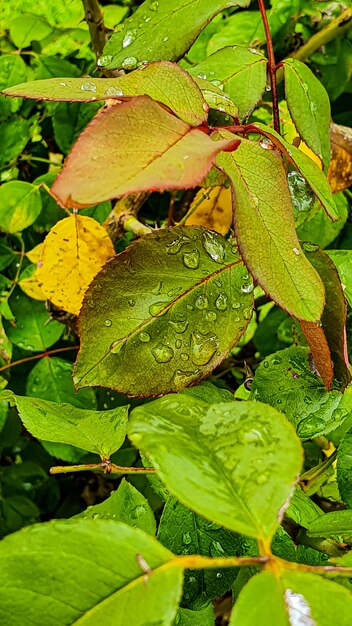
[216,137,325,322]
[299,321,333,390]
[302,243,351,390]
[3,61,208,127]
[51,96,237,208]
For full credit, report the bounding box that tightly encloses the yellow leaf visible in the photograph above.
[37,215,115,315]
[185,186,233,235]
[19,265,46,301]
[26,243,43,264]
[327,123,352,194]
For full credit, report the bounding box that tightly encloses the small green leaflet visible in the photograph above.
[337,428,352,508]
[0,389,128,459]
[0,181,42,233]
[3,61,207,127]
[189,45,267,120]
[307,510,352,540]
[283,58,331,167]
[250,346,349,439]
[75,479,156,535]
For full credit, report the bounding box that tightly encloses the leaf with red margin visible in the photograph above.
[300,244,351,390]
[3,61,208,127]
[216,136,325,322]
[51,96,238,209]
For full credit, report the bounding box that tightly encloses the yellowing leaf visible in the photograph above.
[26,243,43,264]
[19,265,46,301]
[280,101,322,169]
[328,123,352,194]
[37,215,115,315]
[185,186,233,235]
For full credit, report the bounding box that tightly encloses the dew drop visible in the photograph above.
[149,301,168,317]
[175,339,182,349]
[202,231,225,263]
[180,353,189,361]
[104,319,112,327]
[168,319,189,334]
[195,294,208,310]
[173,368,200,387]
[183,250,200,269]
[152,343,174,363]
[205,310,217,321]
[241,283,254,294]
[190,330,219,366]
[122,29,137,48]
[215,293,228,311]
[243,307,253,320]
[139,332,151,342]
[128,298,135,307]
[292,247,300,256]
[97,54,113,67]
[81,82,96,93]
[105,86,124,97]
[166,235,191,255]
[122,56,138,70]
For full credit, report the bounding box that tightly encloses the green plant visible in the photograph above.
[0,0,352,624]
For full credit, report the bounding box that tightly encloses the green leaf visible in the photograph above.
[52,97,237,208]
[99,0,250,71]
[327,250,352,307]
[158,497,240,606]
[128,395,302,541]
[253,123,338,221]
[337,428,352,508]
[4,62,207,127]
[0,243,17,272]
[176,605,215,626]
[0,519,183,626]
[52,100,101,156]
[0,182,42,234]
[189,46,267,120]
[74,226,253,396]
[285,487,323,529]
[4,289,63,351]
[0,54,28,116]
[283,58,331,166]
[75,478,156,535]
[193,77,239,118]
[9,14,52,48]
[0,118,31,166]
[26,357,97,410]
[308,510,352,540]
[229,569,352,626]
[301,244,350,388]
[0,389,128,459]
[250,346,349,439]
[297,192,348,249]
[217,137,324,322]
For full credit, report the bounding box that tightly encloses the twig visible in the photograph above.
[50,461,156,475]
[258,0,280,134]
[0,346,79,374]
[103,193,151,241]
[82,0,108,59]
[292,7,352,62]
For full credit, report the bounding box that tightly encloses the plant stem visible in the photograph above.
[103,193,150,241]
[82,0,108,59]
[258,0,280,134]
[50,461,156,475]
[292,7,352,62]
[0,346,79,374]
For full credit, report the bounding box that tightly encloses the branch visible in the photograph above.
[292,7,352,63]
[82,0,108,59]
[258,0,280,134]
[50,461,156,475]
[103,193,152,241]
[0,346,79,374]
